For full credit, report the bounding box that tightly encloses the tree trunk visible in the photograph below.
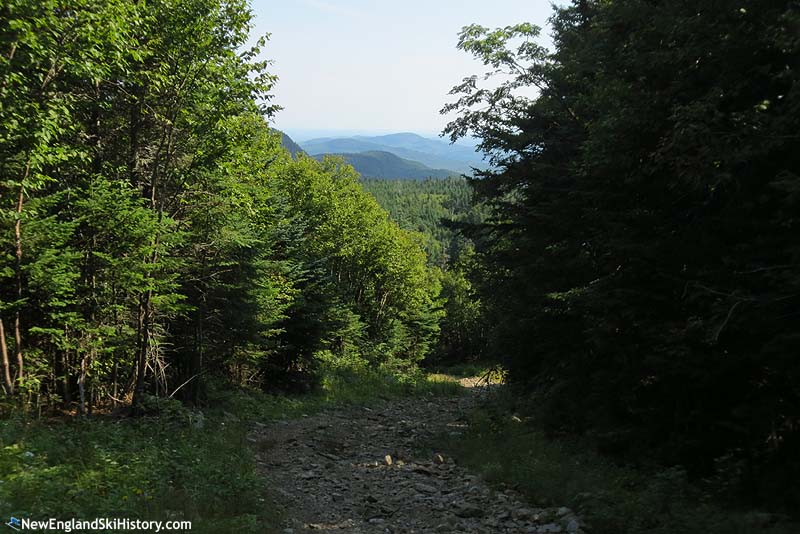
[13,163,29,387]
[132,291,151,409]
[112,360,118,408]
[78,353,86,416]
[60,350,72,408]
[0,317,13,395]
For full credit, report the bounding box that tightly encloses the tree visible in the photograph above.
[445,0,800,506]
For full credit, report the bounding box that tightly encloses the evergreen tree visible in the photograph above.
[445,0,800,505]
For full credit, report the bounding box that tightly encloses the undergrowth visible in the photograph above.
[0,353,463,533]
[0,403,274,533]
[440,390,797,534]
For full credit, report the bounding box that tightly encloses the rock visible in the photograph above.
[412,464,435,476]
[512,508,535,520]
[414,483,438,494]
[538,524,563,533]
[455,503,484,518]
[254,391,587,534]
[557,507,571,517]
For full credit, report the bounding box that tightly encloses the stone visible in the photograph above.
[455,503,484,518]
[253,388,587,534]
[538,524,563,534]
[414,483,438,494]
[412,464,435,476]
[512,508,535,520]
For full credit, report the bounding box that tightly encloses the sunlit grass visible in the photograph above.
[316,353,465,404]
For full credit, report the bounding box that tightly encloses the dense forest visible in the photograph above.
[361,177,489,363]
[1,0,799,532]
[0,0,440,413]
[443,0,800,514]
[361,177,479,268]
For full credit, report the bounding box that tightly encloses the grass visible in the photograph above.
[0,404,276,533]
[313,351,464,405]
[439,391,797,534]
[428,360,498,379]
[0,355,464,533]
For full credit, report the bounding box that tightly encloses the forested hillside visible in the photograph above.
[0,0,438,412]
[279,131,304,157]
[313,151,456,179]
[360,177,488,364]
[360,178,478,267]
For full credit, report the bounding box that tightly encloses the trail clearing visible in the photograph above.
[254,385,583,533]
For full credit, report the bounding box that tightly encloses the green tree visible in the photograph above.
[445,0,800,506]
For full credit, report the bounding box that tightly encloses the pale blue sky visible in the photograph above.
[248,0,562,139]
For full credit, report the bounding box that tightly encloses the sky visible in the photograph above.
[248,0,563,140]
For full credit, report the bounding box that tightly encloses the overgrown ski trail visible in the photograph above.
[253,388,585,533]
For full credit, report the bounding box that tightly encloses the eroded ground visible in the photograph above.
[253,387,583,533]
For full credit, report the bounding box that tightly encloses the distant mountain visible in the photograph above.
[278,131,304,157]
[300,132,485,174]
[354,133,480,162]
[314,151,457,180]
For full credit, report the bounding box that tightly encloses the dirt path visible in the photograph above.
[253,387,583,533]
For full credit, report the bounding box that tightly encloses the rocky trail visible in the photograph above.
[252,385,584,533]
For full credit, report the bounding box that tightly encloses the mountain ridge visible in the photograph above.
[300,132,484,174]
[314,150,457,180]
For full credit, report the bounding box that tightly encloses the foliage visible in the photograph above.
[0,359,462,532]
[445,0,800,512]
[360,177,482,268]
[0,411,275,533]
[443,392,798,534]
[360,177,489,363]
[0,1,440,412]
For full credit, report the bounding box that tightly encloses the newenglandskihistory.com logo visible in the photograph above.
[5,517,192,532]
